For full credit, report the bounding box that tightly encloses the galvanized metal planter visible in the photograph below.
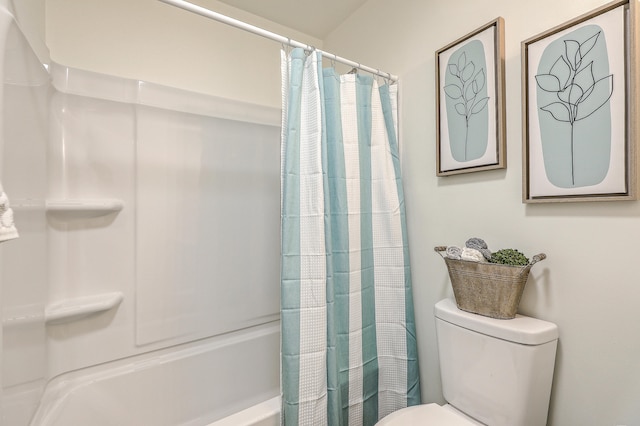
[435,246,546,319]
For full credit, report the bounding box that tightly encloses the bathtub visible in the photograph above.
[206,397,280,426]
[30,322,281,426]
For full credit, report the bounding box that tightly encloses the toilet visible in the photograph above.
[378,298,559,426]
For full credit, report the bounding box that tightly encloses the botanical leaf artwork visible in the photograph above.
[443,40,489,162]
[535,26,613,187]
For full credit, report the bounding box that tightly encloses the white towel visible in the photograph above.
[0,184,18,242]
[461,247,485,262]
[445,245,462,260]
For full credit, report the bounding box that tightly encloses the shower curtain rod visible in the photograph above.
[158,0,398,82]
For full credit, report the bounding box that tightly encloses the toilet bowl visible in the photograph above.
[376,403,480,425]
[377,298,559,426]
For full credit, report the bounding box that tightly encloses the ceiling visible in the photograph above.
[215,0,369,39]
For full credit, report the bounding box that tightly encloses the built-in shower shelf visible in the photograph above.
[46,198,124,218]
[45,291,124,325]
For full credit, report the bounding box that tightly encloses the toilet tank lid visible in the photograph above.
[434,299,559,345]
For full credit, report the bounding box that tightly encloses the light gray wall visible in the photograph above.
[324,0,640,425]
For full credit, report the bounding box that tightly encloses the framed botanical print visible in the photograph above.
[522,0,639,202]
[436,17,506,176]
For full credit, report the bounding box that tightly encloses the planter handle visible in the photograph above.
[530,253,546,265]
[434,246,448,257]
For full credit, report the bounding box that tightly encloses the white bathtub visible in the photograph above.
[206,397,280,426]
[30,322,280,426]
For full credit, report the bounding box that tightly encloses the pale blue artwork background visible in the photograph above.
[444,40,489,162]
[536,24,612,188]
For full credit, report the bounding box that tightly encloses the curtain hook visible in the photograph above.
[349,63,361,75]
[304,44,314,56]
[282,38,292,55]
[330,54,340,82]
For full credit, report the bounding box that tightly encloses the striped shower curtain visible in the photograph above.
[280,48,420,426]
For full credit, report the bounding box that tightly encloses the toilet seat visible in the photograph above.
[376,403,478,425]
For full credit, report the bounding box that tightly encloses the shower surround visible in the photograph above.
[0,5,281,424]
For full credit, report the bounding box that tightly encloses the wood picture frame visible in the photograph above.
[522,0,639,202]
[435,17,506,176]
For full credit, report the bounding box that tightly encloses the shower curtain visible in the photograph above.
[280,48,420,426]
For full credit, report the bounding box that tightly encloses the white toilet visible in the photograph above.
[378,298,559,426]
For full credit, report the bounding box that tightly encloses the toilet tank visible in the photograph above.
[435,298,558,426]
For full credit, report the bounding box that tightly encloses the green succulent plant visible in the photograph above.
[490,249,529,266]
